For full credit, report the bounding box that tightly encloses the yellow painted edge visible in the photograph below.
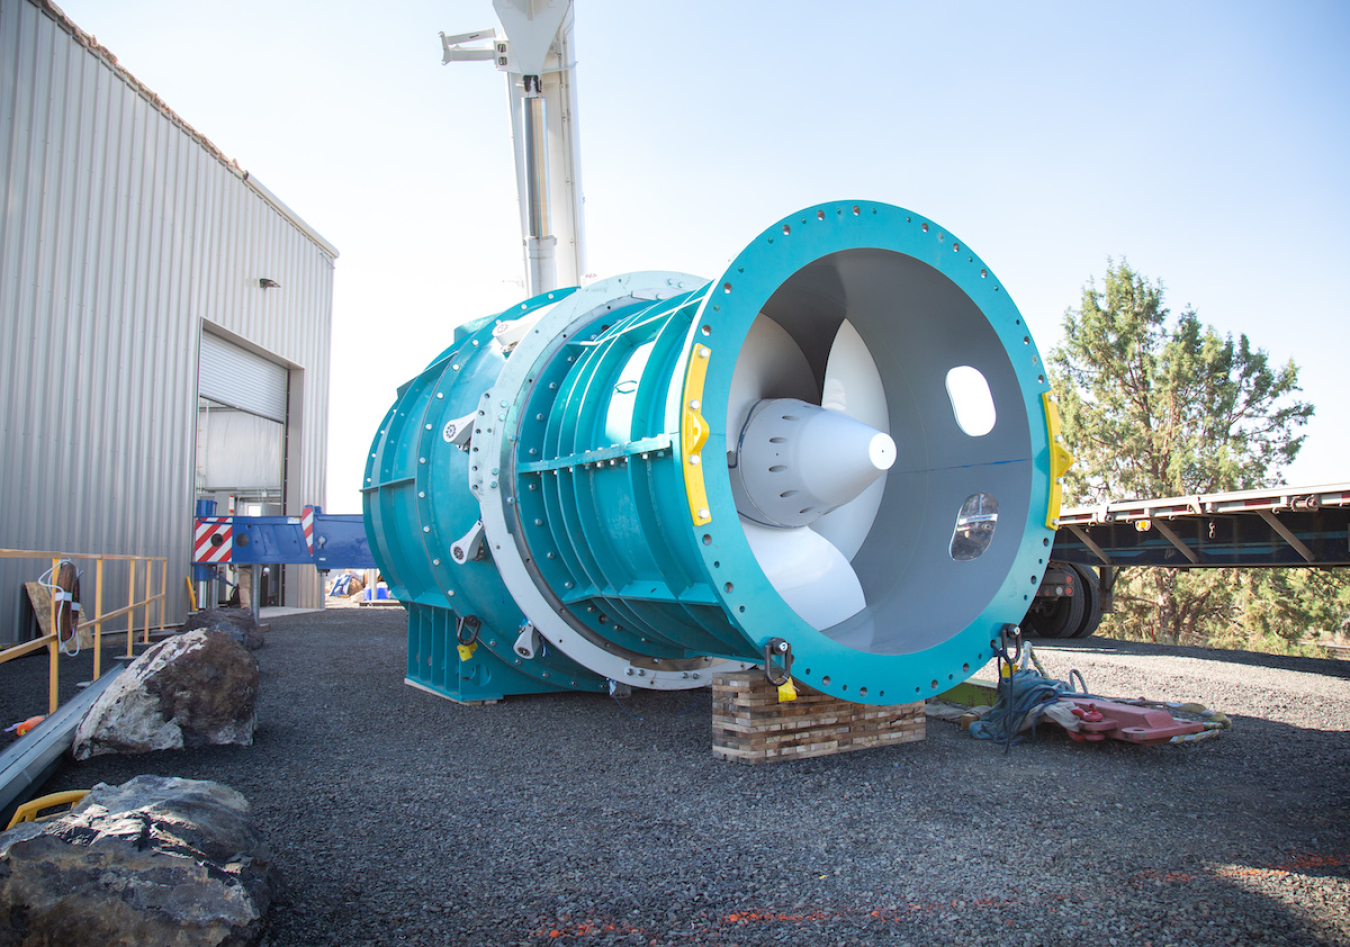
[1042,392,1075,529]
[681,342,713,526]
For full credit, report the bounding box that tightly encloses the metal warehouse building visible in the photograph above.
[0,0,337,640]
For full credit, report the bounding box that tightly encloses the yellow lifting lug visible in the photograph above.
[1042,392,1075,529]
[681,341,713,526]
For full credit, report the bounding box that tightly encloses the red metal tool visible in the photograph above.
[1064,699,1205,746]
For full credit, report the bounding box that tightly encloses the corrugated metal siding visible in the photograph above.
[0,0,336,640]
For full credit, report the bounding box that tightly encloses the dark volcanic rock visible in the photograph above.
[183,607,265,650]
[0,775,276,947]
[72,629,259,759]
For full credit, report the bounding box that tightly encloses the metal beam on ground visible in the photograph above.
[0,664,125,827]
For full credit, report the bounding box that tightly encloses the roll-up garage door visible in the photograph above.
[198,332,289,422]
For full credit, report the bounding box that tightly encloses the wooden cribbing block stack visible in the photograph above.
[711,671,925,764]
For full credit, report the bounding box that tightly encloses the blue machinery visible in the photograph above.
[363,202,1074,704]
[191,501,375,611]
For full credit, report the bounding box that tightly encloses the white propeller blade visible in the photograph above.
[726,315,818,440]
[812,320,891,560]
[820,320,889,429]
[741,518,866,631]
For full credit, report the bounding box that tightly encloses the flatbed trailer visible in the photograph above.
[1026,483,1350,639]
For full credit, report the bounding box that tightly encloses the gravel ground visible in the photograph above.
[3,609,1349,947]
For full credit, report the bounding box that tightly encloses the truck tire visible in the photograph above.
[1070,564,1104,638]
[1022,581,1086,639]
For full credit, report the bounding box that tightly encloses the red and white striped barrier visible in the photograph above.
[301,505,315,556]
[193,517,234,563]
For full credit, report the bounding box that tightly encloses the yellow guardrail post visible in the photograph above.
[159,558,167,636]
[126,558,137,659]
[47,556,59,714]
[142,557,151,644]
[93,556,104,681]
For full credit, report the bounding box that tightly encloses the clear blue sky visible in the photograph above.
[58,0,1350,511]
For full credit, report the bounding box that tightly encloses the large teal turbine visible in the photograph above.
[363,201,1072,704]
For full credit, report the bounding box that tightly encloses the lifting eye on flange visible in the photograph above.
[455,614,481,646]
[763,637,793,686]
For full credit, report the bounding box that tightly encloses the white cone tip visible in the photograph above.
[869,432,896,471]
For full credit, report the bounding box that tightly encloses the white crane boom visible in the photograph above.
[441,1,587,295]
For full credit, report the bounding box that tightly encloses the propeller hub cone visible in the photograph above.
[733,398,896,528]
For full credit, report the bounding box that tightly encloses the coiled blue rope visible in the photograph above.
[968,668,1090,746]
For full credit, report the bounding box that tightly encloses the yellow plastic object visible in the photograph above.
[777,676,798,703]
[5,790,88,831]
[456,642,478,662]
[681,342,713,526]
[1042,392,1075,528]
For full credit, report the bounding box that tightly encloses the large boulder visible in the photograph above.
[73,629,259,760]
[0,775,276,947]
[183,607,265,650]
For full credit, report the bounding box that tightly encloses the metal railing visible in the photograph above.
[0,550,169,714]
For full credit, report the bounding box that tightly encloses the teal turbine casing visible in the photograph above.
[363,202,1063,704]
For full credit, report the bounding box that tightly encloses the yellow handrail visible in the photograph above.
[0,550,173,715]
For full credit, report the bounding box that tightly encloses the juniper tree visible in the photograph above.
[1047,261,1332,648]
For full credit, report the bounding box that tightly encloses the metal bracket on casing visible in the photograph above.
[763,637,793,686]
[442,411,477,451]
[451,520,487,564]
[1043,392,1075,529]
[513,621,541,659]
[681,341,713,526]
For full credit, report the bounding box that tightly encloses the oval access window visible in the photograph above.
[950,493,998,561]
[946,366,996,436]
